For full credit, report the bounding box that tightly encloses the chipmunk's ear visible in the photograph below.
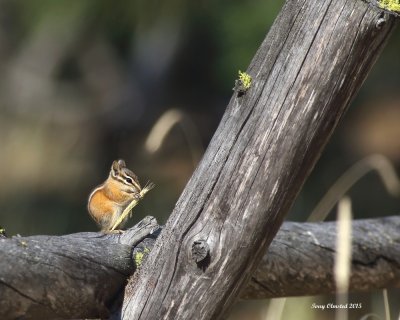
[117,159,126,168]
[111,159,126,176]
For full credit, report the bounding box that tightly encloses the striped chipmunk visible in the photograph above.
[88,159,142,232]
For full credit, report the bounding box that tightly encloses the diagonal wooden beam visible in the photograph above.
[121,1,398,318]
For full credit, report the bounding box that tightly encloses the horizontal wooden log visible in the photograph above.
[1,216,399,319]
[243,215,400,299]
[0,217,158,320]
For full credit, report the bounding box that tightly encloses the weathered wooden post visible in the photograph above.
[121,0,398,319]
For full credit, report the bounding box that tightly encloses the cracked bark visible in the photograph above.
[119,0,398,319]
[242,216,400,299]
[1,216,399,319]
[0,217,158,320]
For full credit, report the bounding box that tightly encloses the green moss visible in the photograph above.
[379,0,400,12]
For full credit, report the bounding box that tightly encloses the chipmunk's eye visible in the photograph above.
[125,178,133,184]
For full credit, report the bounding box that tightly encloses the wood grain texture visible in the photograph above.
[122,0,398,319]
[244,216,400,298]
[0,217,158,320]
[1,216,398,319]
[135,217,400,300]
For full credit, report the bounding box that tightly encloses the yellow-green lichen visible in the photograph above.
[379,0,400,12]
[135,252,144,267]
[234,70,252,97]
[238,71,252,90]
[19,240,28,247]
[134,247,151,267]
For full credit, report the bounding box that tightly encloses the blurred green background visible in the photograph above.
[0,1,399,319]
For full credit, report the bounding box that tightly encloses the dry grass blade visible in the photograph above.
[263,298,286,320]
[110,182,155,231]
[309,154,400,222]
[334,197,352,320]
[383,289,390,320]
[144,108,203,167]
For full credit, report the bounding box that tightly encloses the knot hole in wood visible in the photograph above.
[191,239,210,270]
[375,12,387,29]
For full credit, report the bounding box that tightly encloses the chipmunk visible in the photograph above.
[88,159,142,232]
